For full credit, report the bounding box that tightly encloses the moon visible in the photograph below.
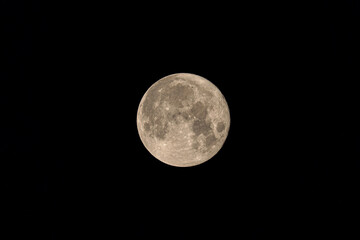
[137,73,230,167]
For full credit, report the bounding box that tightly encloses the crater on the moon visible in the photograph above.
[137,73,230,167]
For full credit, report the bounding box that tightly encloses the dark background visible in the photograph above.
[1,0,359,239]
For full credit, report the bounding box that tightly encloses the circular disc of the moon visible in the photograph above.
[137,73,230,167]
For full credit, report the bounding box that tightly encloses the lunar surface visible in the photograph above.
[137,73,230,167]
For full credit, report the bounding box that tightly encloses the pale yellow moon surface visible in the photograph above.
[137,73,230,167]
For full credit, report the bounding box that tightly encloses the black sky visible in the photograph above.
[1,1,359,239]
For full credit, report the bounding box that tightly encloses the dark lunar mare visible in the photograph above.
[216,122,225,132]
[190,101,217,151]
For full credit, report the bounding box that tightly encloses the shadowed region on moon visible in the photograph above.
[137,73,230,167]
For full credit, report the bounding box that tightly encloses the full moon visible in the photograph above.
[137,73,230,167]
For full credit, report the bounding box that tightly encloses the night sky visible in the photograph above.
[1,1,359,239]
